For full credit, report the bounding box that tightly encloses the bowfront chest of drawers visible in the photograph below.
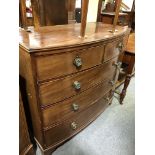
[19,23,130,155]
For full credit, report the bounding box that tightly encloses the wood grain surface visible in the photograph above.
[42,82,113,129]
[19,23,130,51]
[35,44,104,81]
[38,57,118,106]
[44,92,111,147]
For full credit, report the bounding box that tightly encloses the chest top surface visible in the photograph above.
[19,22,130,52]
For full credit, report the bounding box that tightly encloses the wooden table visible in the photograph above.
[100,12,129,26]
[118,33,135,104]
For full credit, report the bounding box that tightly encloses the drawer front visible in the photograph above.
[44,92,111,147]
[42,81,114,128]
[104,40,123,61]
[35,45,104,81]
[39,57,118,106]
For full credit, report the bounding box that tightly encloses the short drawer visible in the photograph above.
[42,81,114,128]
[43,92,111,147]
[39,57,119,106]
[35,45,104,81]
[104,40,123,61]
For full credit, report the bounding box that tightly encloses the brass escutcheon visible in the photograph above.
[71,122,77,130]
[72,103,79,111]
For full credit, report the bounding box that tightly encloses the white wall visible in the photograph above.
[87,0,99,22]
[122,0,134,11]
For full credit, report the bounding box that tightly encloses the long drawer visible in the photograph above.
[42,81,114,128]
[35,45,104,81]
[43,91,111,147]
[39,57,118,106]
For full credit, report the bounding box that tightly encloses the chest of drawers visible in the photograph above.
[19,23,130,155]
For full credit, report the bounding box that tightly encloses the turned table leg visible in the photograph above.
[120,53,135,104]
[120,74,132,104]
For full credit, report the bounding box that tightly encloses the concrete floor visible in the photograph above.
[37,78,135,155]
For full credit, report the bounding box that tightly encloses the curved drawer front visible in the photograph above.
[35,45,104,81]
[39,57,118,106]
[104,39,123,61]
[42,81,114,128]
[44,92,111,147]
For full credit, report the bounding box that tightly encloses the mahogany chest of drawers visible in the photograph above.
[19,23,130,155]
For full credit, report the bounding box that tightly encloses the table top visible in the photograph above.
[19,22,130,52]
[126,33,135,54]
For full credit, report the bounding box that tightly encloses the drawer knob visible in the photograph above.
[73,81,81,90]
[109,80,115,86]
[71,122,77,130]
[72,103,79,111]
[73,57,82,68]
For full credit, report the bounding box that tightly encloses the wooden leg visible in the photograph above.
[120,53,135,104]
[120,74,131,104]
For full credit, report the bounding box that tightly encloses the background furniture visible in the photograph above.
[116,33,135,104]
[100,12,129,26]
[97,0,135,30]
[19,90,35,155]
[19,0,72,27]
[34,0,68,26]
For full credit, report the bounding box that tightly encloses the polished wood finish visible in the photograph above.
[19,91,35,155]
[42,81,114,128]
[19,48,44,146]
[19,23,130,51]
[125,33,135,53]
[44,92,111,147]
[80,0,89,37]
[35,44,104,81]
[19,23,130,155]
[104,39,123,61]
[39,57,118,106]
